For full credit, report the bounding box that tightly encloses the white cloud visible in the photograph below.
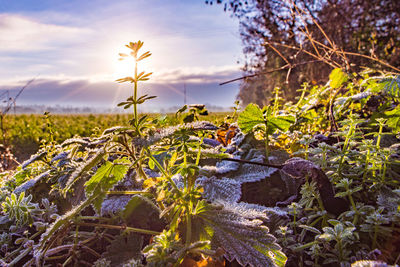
[0,14,91,52]
[152,65,242,84]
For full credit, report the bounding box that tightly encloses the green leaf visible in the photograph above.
[268,115,295,132]
[298,225,321,234]
[183,113,195,123]
[176,105,188,115]
[385,106,400,133]
[64,149,106,195]
[238,103,265,133]
[378,75,400,97]
[84,158,130,213]
[329,68,348,89]
[148,158,155,170]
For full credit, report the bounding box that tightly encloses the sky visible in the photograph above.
[0,0,243,112]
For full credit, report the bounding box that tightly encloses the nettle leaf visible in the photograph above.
[121,195,160,222]
[85,158,130,213]
[191,200,287,267]
[21,150,47,169]
[196,176,242,202]
[267,115,295,133]
[64,149,106,194]
[238,103,265,133]
[378,75,400,97]
[329,68,348,89]
[385,106,400,133]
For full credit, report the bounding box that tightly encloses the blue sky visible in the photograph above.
[0,0,242,111]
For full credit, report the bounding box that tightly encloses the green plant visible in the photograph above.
[1,192,39,226]
[238,102,295,159]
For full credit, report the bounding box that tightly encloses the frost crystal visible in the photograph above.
[200,156,241,175]
[132,121,219,148]
[14,171,51,194]
[199,200,286,267]
[171,174,184,189]
[101,195,132,216]
[196,176,242,202]
[50,151,69,163]
[21,151,47,169]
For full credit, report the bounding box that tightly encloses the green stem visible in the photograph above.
[76,222,160,236]
[185,205,192,246]
[134,61,139,134]
[293,241,319,252]
[106,190,149,195]
[373,225,378,249]
[145,148,181,195]
[339,124,354,176]
[362,148,371,183]
[8,247,32,267]
[195,136,205,166]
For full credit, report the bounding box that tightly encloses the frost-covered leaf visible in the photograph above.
[196,176,242,202]
[351,260,392,267]
[101,195,132,216]
[64,148,106,193]
[121,195,160,222]
[233,162,277,183]
[385,106,400,133]
[376,187,400,215]
[200,156,240,174]
[50,151,69,163]
[13,171,50,194]
[61,137,89,147]
[192,200,287,267]
[21,151,47,169]
[377,75,400,98]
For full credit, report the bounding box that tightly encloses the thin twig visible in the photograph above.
[219,60,321,85]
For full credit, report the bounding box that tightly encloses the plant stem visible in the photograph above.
[134,61,139,134]
[145,148,182,195]
[76,222,160,235]
[185,205,192,246]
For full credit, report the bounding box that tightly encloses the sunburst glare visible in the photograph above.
[111,45,154,81]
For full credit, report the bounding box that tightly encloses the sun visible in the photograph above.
[111,47,153,81]
[112,56,135,79]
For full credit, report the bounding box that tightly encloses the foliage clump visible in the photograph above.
[0,41,400,267]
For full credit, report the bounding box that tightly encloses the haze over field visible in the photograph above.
[0,0,242,111]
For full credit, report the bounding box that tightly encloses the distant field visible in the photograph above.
[2,112,229,161]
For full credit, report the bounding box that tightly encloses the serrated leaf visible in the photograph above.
[329,68,348,89]
[378,75,400,97]
[268,115,295,132]
[385,106,400,133]
[64,149,106,194]
[196,176,242,202]
[84,158,130,213]
[191,201,287,267]
[238,103,265,133]
[121,195,159,222]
